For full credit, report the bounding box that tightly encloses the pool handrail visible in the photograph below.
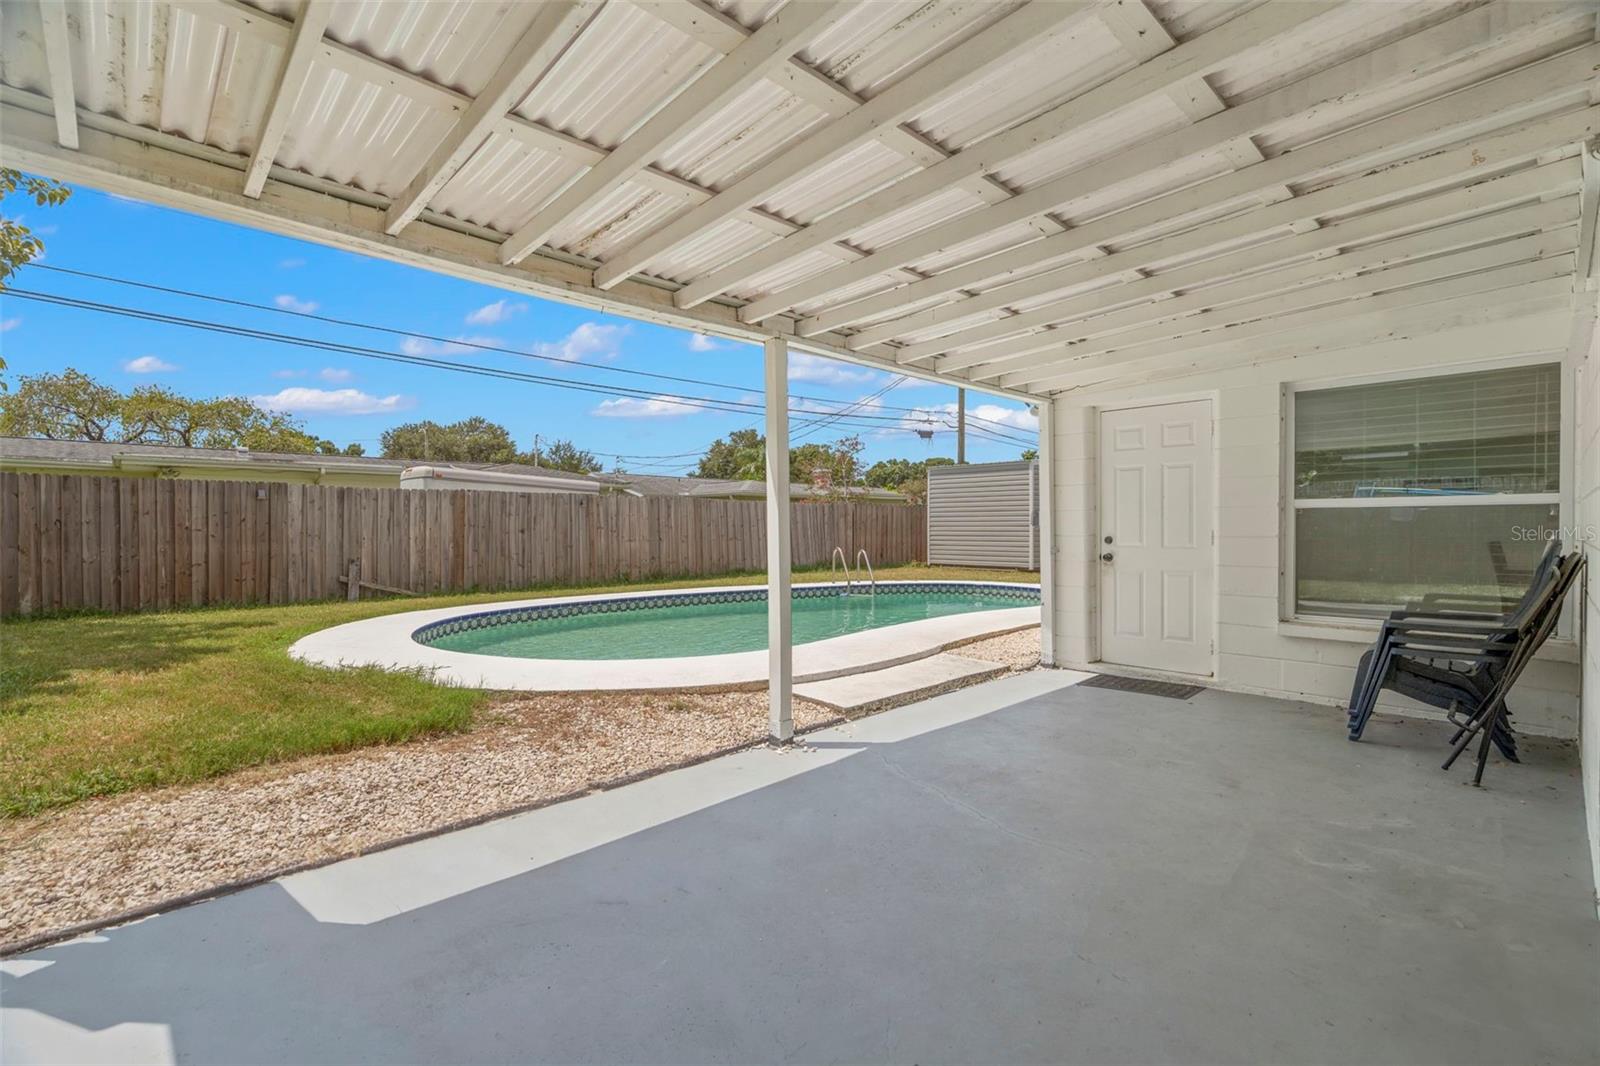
[830,546,852,595]
[855,548,876,598]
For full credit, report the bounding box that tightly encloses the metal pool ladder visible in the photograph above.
[855,548,877,597]
[830,546,852,594]
[829,546,877,597]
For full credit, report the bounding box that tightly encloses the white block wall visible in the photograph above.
[1573,301,1600,912]
[1049,303,1584,739]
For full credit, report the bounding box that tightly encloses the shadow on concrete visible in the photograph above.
[4,684,1596,1065]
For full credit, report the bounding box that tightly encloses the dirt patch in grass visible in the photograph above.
[0,628,1040,952]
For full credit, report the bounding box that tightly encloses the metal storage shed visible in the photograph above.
[927,461,1039,570]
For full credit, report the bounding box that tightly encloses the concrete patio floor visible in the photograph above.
[3,671,1595,1065]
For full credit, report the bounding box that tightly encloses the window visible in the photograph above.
[1291,363,1561,618]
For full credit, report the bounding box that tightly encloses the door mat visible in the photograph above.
[1080,674,1205,700]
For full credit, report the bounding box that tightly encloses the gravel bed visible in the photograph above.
[1,629,1042,951]
[952,625,1043,670]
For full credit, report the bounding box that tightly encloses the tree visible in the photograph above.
[694,428,765,480]
[380,417,518,463]
[896,477,928,504]
[864,455,953,489]
[317,440,365,456]
[0,170,71,386]
[538,439,601,474]
[0,368,353,454]
[120,387,320,451]
[0,369,122,440]
[1021,448,1038,461]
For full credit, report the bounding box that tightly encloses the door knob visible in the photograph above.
[1101,552,1114,562]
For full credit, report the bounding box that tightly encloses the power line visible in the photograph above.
[5,288,951,432]
[24,262,1033,432]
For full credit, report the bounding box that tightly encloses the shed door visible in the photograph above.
[1097,400,1214,676]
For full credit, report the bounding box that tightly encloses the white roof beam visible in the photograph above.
[1005,236,1577,388]
[1047,275,1577,394]
[801,40,1600,337]
[169,0,902,280]
[383,0,601,235]
[35,0,77,150]
[1578,137,1600,286]
[242,0,336,199]
[913,162,1578,367]
[673,0,1311,312]
[631,0,1022,210]
[0,100,1039,403]
[843,1,1590,350]
[892,133,1590,365]
[974,206,1577,380]
[915,106,1599,368]
[587,0,1097,289]
[1029,258,1576,393]
[495,0,852,264]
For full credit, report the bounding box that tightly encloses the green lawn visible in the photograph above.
[0,564,1037,818]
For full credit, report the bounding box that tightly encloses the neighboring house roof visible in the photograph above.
[0,438,905,500]
[593,472,902,501]
[0,436,600,482]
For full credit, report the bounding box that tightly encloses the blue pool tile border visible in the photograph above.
[412,582,1040,647]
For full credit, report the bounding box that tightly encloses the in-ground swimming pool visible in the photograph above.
[414,582,1040,660]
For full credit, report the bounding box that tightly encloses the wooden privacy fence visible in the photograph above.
[0,472,926,617]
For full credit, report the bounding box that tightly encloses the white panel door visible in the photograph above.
[1098,400,1214,676]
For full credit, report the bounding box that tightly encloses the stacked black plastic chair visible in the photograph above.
[1346,538,1579,785]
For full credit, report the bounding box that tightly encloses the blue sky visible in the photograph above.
[0,183,1038,474]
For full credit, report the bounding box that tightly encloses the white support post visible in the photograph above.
[765,336,793,742]
[1036,398,1056,668]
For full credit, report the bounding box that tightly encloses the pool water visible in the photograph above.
[421,586,1038,660]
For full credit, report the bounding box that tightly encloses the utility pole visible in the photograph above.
[531,434,542,467]
[956,388,966,464]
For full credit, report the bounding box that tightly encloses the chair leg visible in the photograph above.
[1472,705,1498,786]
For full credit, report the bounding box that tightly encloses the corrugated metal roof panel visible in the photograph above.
[908,13,1130,150]
[3,0,1586,395]
[804,0,1026,98]
[515,1,716,149]
[654,77,831,192]
[549,179,688,261]
[427,131,584,233]
[647,213,777,286]
[760,137,923,224]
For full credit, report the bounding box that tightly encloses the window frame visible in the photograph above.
[1281,354,1572,628]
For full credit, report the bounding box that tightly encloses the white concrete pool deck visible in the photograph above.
[289,581,1041,691]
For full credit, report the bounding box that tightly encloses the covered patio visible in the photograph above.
[3,676,1595,1064]
[3,0,1600,1058]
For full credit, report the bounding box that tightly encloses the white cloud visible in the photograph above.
[591,395,699,418]
[787,352,876,386]
[278,257,306,269]
[252,387,412,415]
[532,322,626,362]
[398,334,500,357]
[687,333,718,352]
[969,403,1039,431]
[465,299,527,326]
[896,401,1038,434]
[123,355,177,374]
[274,293,319,314]
[319,367,354,383]
[0,317,19,333]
